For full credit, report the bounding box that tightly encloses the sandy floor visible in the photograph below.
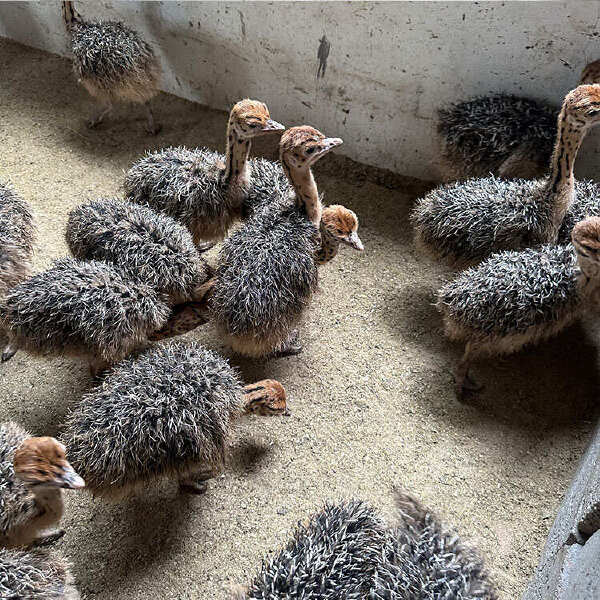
[1,38,598,599]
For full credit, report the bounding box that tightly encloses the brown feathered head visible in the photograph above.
[573,216,600,279]
[242,379,289,416]
[229,99,284,139]
[321,204,364,251]
[563,85,600,123]
[579,60,600,86]
[14,437,85,490]
[279,126,343,169]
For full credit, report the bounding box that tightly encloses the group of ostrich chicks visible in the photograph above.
[4,3,600,600]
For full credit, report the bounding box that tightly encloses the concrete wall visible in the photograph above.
[2,1,600,181]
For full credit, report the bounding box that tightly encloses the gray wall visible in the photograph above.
[3,1,600,180]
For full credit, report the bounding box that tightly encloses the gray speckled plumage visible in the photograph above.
[62,341,244,498]
[0,422,35,541]
[69,18,159,104]
[0,181,35,298]
[0,548,79,600]
[240,495,495,600]
[0,258,169,363]
[371,494,496,599]
[66,198,211,303]
[558,179,600,242]
[438,94,557,180]
[412,177,600,264]
[211,202,319,356]
[437,244,580,338]
[124,148,288,242]
[242,500,387,599]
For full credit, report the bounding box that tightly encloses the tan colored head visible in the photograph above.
[229,99,284,139]
[573,217,600,279]
[321,205,364,251]
[562,85,600,126]
[14,437,85,490]
[279,126,343,169]
[242,379,289,416]
[579,61,600,86]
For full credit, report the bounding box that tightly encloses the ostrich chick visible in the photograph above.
[210,126,363,358]
[0,181,36,360]
[437,216,600,399]
[0,258,169,374]
[437,59,600,181]
[124,99,285,249]
[235,492,496,599]
[66,198,212,305]
[62,1,161,133]
[0,422,84,549]
[62,341,287,499]
[0,548,79,599]
[413,84,600,265]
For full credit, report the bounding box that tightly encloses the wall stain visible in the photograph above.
[317,35,330,79]
[238,10,246,39]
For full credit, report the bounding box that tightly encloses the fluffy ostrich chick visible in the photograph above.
[62,1,161,133]
[62,341,287,499]
[124,99,285,249]
[0,422,84,548]
[0,258,169,374]
[437,216,600,399]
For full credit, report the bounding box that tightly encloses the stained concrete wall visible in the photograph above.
[2,1,600,181]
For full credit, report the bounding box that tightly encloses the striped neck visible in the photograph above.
[544,108,587,236]
[222,118,251,189]
[315,224,340,265]
[281,159,322,226]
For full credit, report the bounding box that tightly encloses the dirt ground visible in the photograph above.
[1,38,597,599]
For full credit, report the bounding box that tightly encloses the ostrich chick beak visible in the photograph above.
[262,119,285,132]
[346,231,364,251]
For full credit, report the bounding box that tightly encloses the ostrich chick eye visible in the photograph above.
[306,147,315,154]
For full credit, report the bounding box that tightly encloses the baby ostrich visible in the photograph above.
[437,60,600,181]
[0,258,169,374]
[124,99,285,250]
[61,341,287,499]
[413,84,600,265]
[66,198,212,305]
[437,216,600,399]
[234,492,496,599]
[0,181,36,360]
[0,422,84,548]
[210,126,363,358]
[62,1,161,133]
[0,548,79,599]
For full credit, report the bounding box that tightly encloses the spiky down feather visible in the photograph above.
[437,244,580,337]
[211,203,319,356]
[0,547,79,600]
[62,341,244,498]
[438,94,557,179]
[70,19,159,104]
[65,198,210,303]
[0,258,169,362]
[0,181,35,298]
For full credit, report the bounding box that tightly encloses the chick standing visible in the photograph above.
[0,258,169,374]
[66,198,212,305]
[413,85,600,265]
[437,60,600,181]
[62,1,161,133]
[209,126,363,358]
[0,422,84,548]
[437,216,600,398]
[62,341,287,499]
[124,99,285,249]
